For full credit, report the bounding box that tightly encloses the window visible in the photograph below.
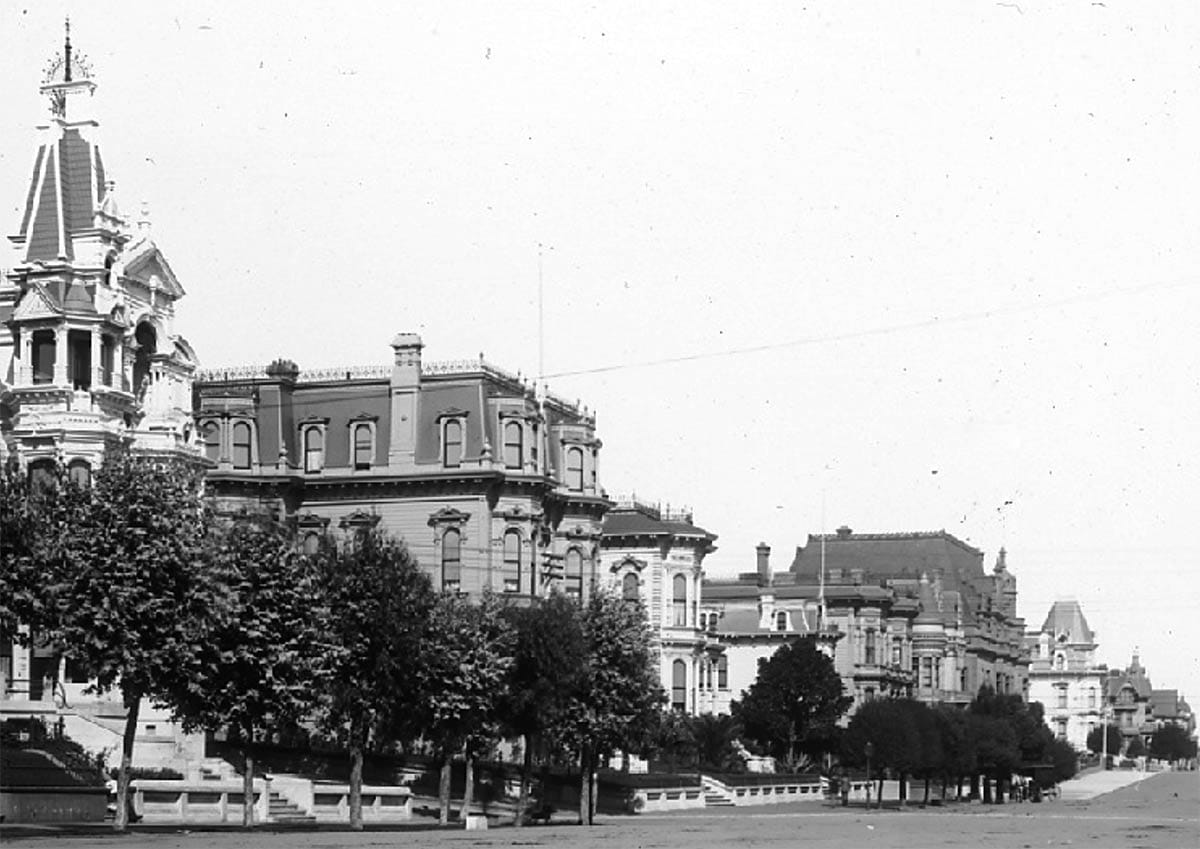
[775,610,788,632]
[622,572,639,602]
[865,629,877,665]
[864,687,876,701]
[672,574,687,626]
[231,422,252,470]
[503,421,522,470]
[530,424,539,469]
[1057,687,1068,709]
[101,335,115,387]
[672,659,687,712]
[441,529,462,592]
[565,549,583,599]
[1088,688,1097,708]
[716,655,728,690]
[202,421,221,463]
[28,460,56,495]
[32,330,55,384]
[1055,719,1067,739]
[353,423,373,470]
[303,427,324,473]
[443,420,463,468]
[565,446,584,492]
[302,532,321,556]
[67,460,90,488]
[503,530,522,594]
[1055,653,1065,670]
[920,657,933,688]
[892,638,903,666]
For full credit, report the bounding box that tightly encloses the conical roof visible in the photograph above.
[1040,598,1094,643]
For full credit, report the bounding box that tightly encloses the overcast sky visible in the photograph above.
[2,2,1197,703]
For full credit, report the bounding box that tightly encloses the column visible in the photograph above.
[91,329,102,389]
[9,626,32,699]
[113,335,124,389]
[53,326,67,384]
[19,331,32,385]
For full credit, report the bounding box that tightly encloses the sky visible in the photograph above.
[2,2,1197,703]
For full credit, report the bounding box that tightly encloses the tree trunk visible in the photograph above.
[578,748,589,825]
[994,773,1005,804]
[462,752,475,819]
[439,756,452,825]
[877,776,884,809]
[243,734,256,828]
[899,772,908,802]
[982,774,992,804]
[923,775,930,805]
[113,689,140,832]
[349,741,364,830]
[588,757,597,825]
[515,735,532,827]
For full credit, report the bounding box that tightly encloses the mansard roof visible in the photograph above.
[790,529,986,591]
[602,501,717,544]
[1040,598,1095,644]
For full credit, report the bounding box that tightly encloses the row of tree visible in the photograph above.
[1086,722,1196,763]
[0,451,664,831]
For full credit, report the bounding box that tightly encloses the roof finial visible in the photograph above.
[64,17,72,83]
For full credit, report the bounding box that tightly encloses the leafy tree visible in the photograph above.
[170,518,321,826]
[933,704,975,798]
[646,709,698,774]
[0,459,45,645]
[421,590,514,825]
[30,448,213,831]
[1149,724,1198,763]
[1045,737,1079,786]
[690,712,744,773]
[1125,735,1147,758]
[733,637,851,770]
[313,528,436,830]
[908,700,942,803]
[1086,723,1122,757]
[499,593,586,826]
[553,588,664,825]
[842,698,920,805]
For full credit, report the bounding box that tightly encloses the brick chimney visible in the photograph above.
[756,542,772,588]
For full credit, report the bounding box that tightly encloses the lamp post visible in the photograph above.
[865,741,875,809]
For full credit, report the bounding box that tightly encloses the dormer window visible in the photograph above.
[302,425,325,473]
[443,419,464,468]
[775,610,789,632]
[565,446,584,492]
[201,420,221,463]
[503,421,523,470]
[353,423,373,470]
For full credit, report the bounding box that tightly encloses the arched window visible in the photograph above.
[443,420,463,468]
[302,532,321,556]
[202,421,221,463]
[716,655,728,690]
[353,423,373,470]
[28,459,56,495]
[503,530,522,594]
[442,528,462,592]
[565,447,584,492]
[671,659,687,712]
[1054,653,1065,670]
[564,548,583,599]
[622,572,639,602]
[775,610,788,632]
[67,460,91,488]
[132,322,156,399]
[503,421,522,470]
[672,574,687,626]
[304,427,324,473]
[231,421,252,470]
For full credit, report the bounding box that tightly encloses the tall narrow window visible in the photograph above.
[775,610,788,631]
[622,572,639,602]
[503,421,522,470]
[442,529,462,592]
[68,330,91,390]
[503,530,521,594]
[565,447,584,492]
[304,427,324,473]
[202,421,221,463]
[672,574,687,626]
[231,422,252,470]
[302,532,321,555]
[531,424,539,469]
[865,629,877,665]
[716,655,728,690]
[353,423,373,470]
[67,460,91,488]
[32,330,55,384]
[564,549,583,599]
[443,420,463,468]
[101,336,115,387]
[672,659,687,712]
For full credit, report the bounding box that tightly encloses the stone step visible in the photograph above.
[267,791,315,823]
[704,793,736,807]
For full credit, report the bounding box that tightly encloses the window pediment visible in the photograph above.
[348,411,380,423]
[340,510,381,530]
[428,506,471,527]
[293,512,330,529]
[610,555,647,573]
[435,407,470,421]
[297,415,330,427]
[495,504,543,523]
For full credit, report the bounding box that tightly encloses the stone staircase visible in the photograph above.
[268,790,316,824]
[701,775,737,808]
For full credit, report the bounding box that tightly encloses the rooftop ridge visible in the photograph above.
[807,529,983,557]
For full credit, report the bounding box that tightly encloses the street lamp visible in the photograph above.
[865,741,875,809]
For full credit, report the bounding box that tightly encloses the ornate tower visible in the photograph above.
[0,23,199,474]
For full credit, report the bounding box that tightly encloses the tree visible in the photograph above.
[933,705,975,799]
[499,593,587,827]
[1125,735,1147,758]
[733,637,851,770]
[170,518,321,826]
[551,588,664,825]
[842,698,921,806]
[1045,737,1079,786]
[1149,724,1197,763]
[0,459,50,645]
[421,590,514,825]
[31,448,213,831]
[690,713,744,773]
[1086,723,1121,757]
[313,528,436,830]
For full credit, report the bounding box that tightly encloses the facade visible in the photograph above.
[598,499,719,714]
[195,340,609,600]
[1103,652,1157,751]
[704,527,1029,715]
[1025,599,1106,749]
[0,31,201,769]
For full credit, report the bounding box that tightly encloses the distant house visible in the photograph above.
[1103,653,1156,750]
[1025,599,1106,749]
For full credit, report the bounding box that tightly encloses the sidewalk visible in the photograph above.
[1057,768,1151,801]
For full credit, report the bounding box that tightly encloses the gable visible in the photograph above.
[12,285,63,322]
[122,241,185,298]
